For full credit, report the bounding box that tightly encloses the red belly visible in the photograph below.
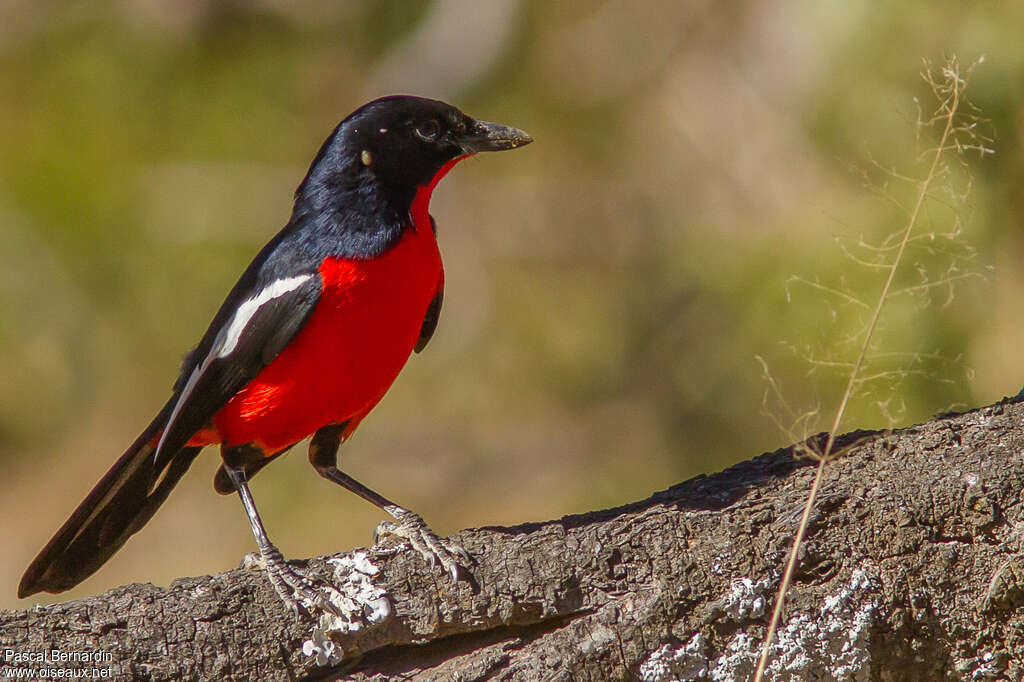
[210,224,443,451]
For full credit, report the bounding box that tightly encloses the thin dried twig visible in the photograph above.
[753,55,987,681]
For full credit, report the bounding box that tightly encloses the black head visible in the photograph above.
[344,95,531,189]
[287,96,530,258]
[296,95,531,219]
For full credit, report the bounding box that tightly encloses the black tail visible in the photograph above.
[19,402,202,598]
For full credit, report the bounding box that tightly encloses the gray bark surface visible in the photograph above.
[3,396,1024,681]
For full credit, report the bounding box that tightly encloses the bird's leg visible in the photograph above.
[222,452,343,617]
[309,424,472,581]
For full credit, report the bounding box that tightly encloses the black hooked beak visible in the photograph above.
[459,119,533,153]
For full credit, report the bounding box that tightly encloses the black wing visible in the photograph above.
[415,286,443,353]
[19,260,322,596]
[157,268,322,458]
[415,215,443,353]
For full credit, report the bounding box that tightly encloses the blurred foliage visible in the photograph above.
[2,0,1023,608]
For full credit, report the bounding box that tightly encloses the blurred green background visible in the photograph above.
[3,1,1023,610]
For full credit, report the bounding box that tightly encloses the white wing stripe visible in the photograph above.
[216,273,314,358]
[154,272,314,459]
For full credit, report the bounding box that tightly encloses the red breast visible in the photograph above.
[191,156,467,452]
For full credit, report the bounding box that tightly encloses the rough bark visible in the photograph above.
[4,396,1024,681]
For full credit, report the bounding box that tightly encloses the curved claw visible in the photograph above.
[373,511,472,582]
[258,546,346,619]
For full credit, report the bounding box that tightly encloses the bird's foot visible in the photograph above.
[374,508,472,581]
[249,545,347,619]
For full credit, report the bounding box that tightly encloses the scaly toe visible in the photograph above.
[373,512,472,581]
[260,553,346,619]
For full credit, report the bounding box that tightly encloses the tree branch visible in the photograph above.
[4,396,1024,680]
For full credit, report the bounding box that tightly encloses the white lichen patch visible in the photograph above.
[963,650,999,680]
[302,628,342,667]
[709,632,758,681]
[300,551,392,667]
[639,634,708,682]
[722,577,772,621]
[710,567,880,681]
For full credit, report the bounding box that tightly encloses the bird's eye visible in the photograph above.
[415,120,440,141]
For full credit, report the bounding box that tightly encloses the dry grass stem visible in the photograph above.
[753,55,989,681]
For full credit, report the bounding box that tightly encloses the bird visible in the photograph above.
[18,95,532,613]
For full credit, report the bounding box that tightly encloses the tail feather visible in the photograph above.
[19,402,202,598]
